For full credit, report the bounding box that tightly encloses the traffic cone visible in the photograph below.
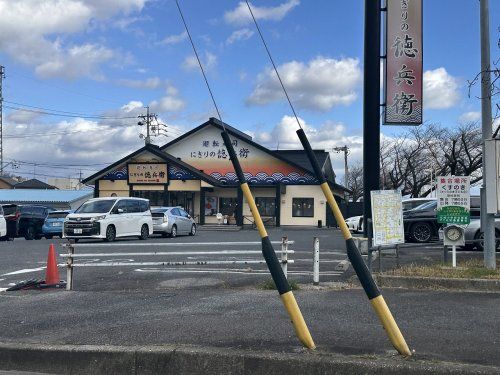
[44,244,60,286]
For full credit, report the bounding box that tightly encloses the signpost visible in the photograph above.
[370,190,405,247]
[436,176,471,225]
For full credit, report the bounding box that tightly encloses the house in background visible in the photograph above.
[0,176,19,189]
[13,179,57,190]
[0,190,93,210]
[48,177,84,190]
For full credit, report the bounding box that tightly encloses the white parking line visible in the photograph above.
[134,268,343,276]
[1,267,46,276]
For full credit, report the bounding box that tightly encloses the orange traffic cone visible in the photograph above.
[44,243,60,286]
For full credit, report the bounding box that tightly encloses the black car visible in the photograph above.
[403,197,481,243]
[17,205,55,240]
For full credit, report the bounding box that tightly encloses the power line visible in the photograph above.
[4,104,137,120]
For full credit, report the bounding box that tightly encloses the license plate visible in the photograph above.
[53,222,62,227]
[74,229,82,234]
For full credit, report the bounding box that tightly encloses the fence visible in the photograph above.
[60,238,294,291]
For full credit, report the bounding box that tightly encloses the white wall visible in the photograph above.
[280,185,326,226]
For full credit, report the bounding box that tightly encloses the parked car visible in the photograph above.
[18,205,55,240]
[464,208,500,251]
[64,197,153,242]
[0,205,6,239]
[1,204,20,240]
[402,198,436,211]
[345,215,362,233]
[42,210,71,239]
[151,207,197,237]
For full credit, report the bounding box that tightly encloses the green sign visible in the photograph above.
[437,206,470,225]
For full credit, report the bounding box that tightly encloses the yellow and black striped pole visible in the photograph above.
[221,131,315,350]
[296,129,411,356]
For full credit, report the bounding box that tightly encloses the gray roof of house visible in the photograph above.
[13,179,57,190]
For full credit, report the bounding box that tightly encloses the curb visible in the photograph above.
[0,343,498,375]
[376,275,500,292]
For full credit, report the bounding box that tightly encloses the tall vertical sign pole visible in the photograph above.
[363,0,381,236]
[480,0,496,270]
[0,66,5,176]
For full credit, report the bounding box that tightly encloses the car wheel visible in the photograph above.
[474,230,500,251]
[24,227,35,240]
[189,224,196,236]
[45,235,53,240]
[105,225,116,242]
[410,222,433,243]
[139,224,149,240]
[170,225,177,238]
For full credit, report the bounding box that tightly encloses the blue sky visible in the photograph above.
[0,0,498,183]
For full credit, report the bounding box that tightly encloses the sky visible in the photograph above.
[0,0,498,184]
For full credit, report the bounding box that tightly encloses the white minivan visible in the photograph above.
[64,197,153,242]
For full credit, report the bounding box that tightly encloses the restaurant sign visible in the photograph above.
[384,0,423,125]
[128,163,168,184]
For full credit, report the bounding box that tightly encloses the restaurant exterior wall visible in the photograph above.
[279,185,326,226]
[98,180,129,197]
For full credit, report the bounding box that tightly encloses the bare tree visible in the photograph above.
[346,163,363,202]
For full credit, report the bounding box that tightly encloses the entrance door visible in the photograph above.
[169,192,195,217]
[131,190,167,207]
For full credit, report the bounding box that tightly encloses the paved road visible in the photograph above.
[0,287,498,367]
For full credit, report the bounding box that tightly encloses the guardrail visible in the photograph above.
[60,238,294,291]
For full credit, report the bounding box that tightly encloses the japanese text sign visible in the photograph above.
[370,190,405,246]
[436,176,470,224]
[384,0,423,125]
[128,163,168,184]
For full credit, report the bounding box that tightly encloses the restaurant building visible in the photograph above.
[82,118,347,227]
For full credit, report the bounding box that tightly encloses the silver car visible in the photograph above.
[151,207,197,238]
[464,216,500,250]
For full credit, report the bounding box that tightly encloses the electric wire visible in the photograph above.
[244,0,303,131]
[174,0,225,130]
[4,104,137,120]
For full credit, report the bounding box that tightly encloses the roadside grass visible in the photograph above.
[384,258,500,279]
[258,279,300,290]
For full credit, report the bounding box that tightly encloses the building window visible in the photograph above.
[292,198,314,217]
[219,197,237,216]
[205,196,218,216]
[255,197,276,217]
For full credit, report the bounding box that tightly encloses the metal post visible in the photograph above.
[443,245,449,265]
[313,237,319,285]
[281,236,288,279]
[480,0,496,270]
[452,245,457,268]
[396,244,400,268]
[362,0,381,236]
[378,246,382,273]
[66,244,74,291]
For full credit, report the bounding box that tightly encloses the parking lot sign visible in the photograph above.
[436,176,470,224]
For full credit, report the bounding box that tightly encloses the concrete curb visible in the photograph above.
[0,343,498,375]
[376,275,500,292]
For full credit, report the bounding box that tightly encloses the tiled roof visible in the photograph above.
[13,179,57,190]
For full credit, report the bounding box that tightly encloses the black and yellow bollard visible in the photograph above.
[296,128,410,356]
[221,131,315,350]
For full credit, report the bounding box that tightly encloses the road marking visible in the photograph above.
[1,267,46,276]
[0,288,7,292]
[134,268,343,276]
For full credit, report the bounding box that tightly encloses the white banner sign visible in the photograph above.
[436,176,470,224]
[370,190,405,247]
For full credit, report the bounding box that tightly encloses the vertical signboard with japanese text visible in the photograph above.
[385,0,423,125]
[437,176,470,225]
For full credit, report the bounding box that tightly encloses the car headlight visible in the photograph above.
[91,215,106,221]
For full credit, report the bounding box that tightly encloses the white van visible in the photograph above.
[64,197,153,242]
[0,205,6,238]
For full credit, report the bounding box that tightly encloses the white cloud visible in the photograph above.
[248,56,362,111]
[117,77,165,89]
[224,0,299,25]
[251,115,363,181]
[226,28,254,45]
[182,52,217,72]
[0,0,148,79]
[423,68,460,109]
[459,111,481,123]
[149,85,185,113]
[158,31,187,45]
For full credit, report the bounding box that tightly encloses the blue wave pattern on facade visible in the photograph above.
[102,165,197,180]
[211,172,318,185]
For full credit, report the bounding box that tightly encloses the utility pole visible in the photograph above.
[362,0,381,236]
[480,0,496,270]
[333,145,350,204]
[0,66,5,176]
[138,106,156,145]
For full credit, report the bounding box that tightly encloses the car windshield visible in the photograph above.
[76,200,116,214]
[412,201,436,210]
